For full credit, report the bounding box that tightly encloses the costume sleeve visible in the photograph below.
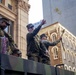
[46,40,60,46]
[3,31,17,50]
[27,25,42,39]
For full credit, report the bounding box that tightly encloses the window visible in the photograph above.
[8,4,12,10]
[73,43,75,51]
[69,40,73,49]
[66,37,69,47]
[51,33,57,42]
[71,53,74,63]
[66,52,68,61]
[52,46,58,59]
[0,0,5,5]
[62,36,69,49]
[69,52,75,64]
[63,51,66,60]
[68,53,70,62]
[52,34,56,41]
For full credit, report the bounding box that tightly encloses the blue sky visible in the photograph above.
[28,0,43,24]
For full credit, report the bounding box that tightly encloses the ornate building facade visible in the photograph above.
[38,22,76,72]
[0,0,30,58]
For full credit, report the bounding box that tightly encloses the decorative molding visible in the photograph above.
[0,3,16,21]
[18,0,30,12]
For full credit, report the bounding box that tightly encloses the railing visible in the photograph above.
[0,53,76,75]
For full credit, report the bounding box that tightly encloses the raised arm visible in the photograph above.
[28,19,46,39]
[42,38,62,47]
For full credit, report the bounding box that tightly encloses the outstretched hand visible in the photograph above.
[41,19,46,26]
[59,29,65,41]
[59,37,62,41]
